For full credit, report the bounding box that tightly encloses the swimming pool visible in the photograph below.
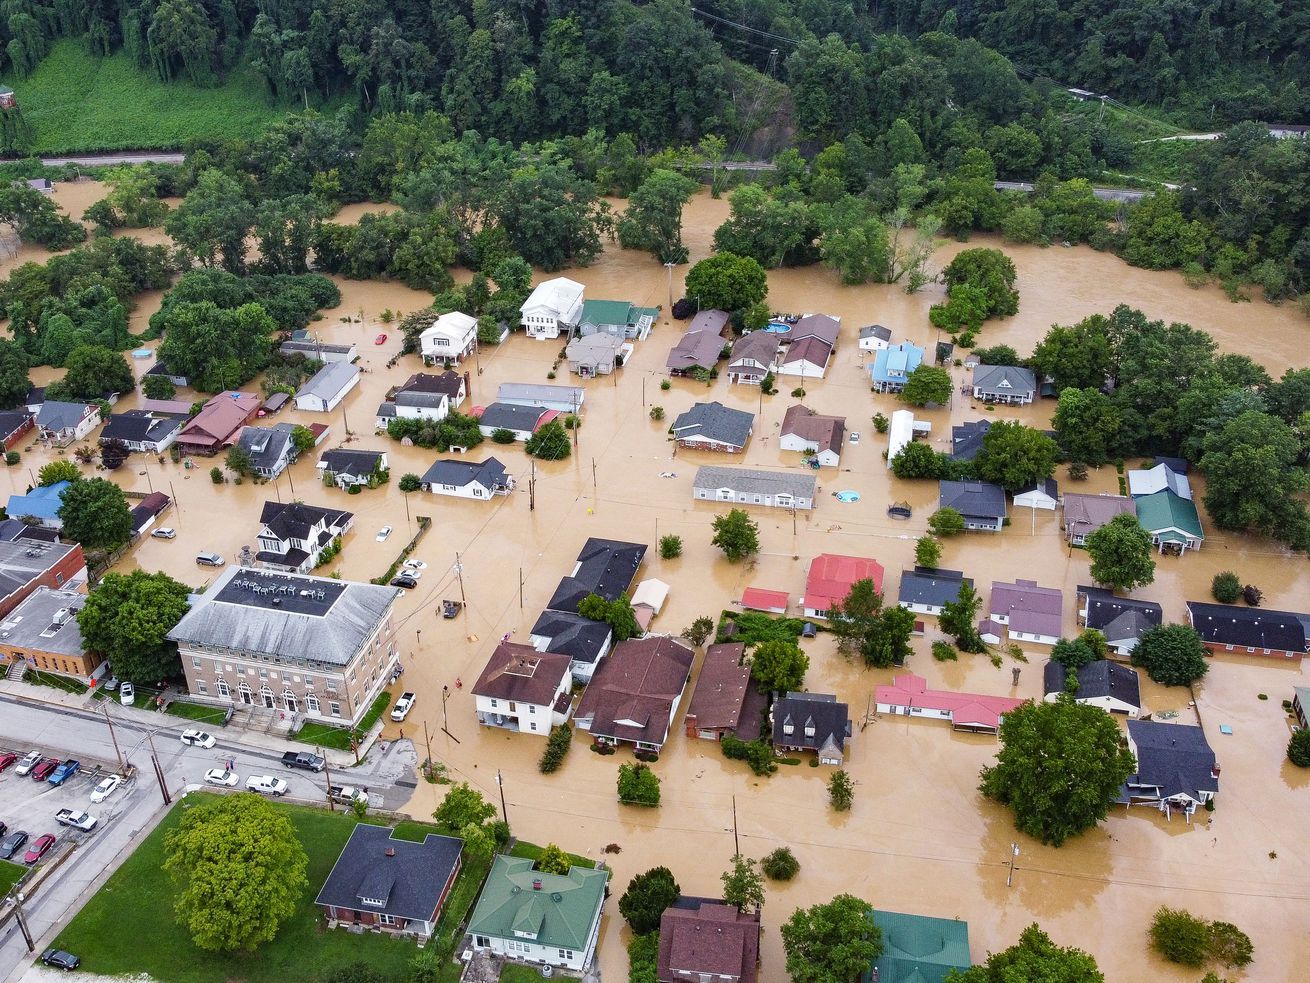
[130,348,153,359]
[835,490,861,503]
[764,321,792,334]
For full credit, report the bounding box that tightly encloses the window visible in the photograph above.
[559,950,573,960]
[476,936,490,948]
[529,722,538,731]
[217,679,230,698]
[509,701,517,712]
[1247,646,1255,653]
[330,701,342,718]
[804,724,815,738]
[197,680,208,695]
[259,668,268,678]
[490,698,498,708]
[783,722,794,735]
[528,705,536,714]
[192,657,201,669]
[306,694,320,714]
[378,914,396,926]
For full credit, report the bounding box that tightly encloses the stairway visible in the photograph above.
[6,660,26,681]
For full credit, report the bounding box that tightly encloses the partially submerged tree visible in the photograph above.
[780,894,882,983]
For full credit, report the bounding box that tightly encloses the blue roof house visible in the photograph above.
[870,342,924,393]
[7,480,73,530]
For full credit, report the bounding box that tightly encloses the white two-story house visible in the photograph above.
[520,277,585,340]
[472,641,573,736]
[255,502,353,574]
[420,311,478,365]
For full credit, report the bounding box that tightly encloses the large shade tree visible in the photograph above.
[76,570,191,683]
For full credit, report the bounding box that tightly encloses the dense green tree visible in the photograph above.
[749,640,808,695]
[1053,388,1122,466]
[939,580,985,653]
[1122,192,1207,271]
[627,931,659,983]
[973,421,1058,491]
[928,284,989,336]
[781,894,882,983]
[819,198,890,284]
[828,577,883,653]
[165,169,255,275]
[711,508,760,562]
[762,846,800,881]
[433,783,496,835]
[915,535,942,568]
[157,301,277,394]
[1200,410,1310,550]
[1150,907,1212,968]
[619,867,679,934]
[0,184,85,250]
[577,592,641,643]
[45,345,134,402]
[0,340,31,410]
[1211,571,1241,604]
[900,365,952,407]
[928,507,966,538]
[1132,625,1209,687]
[525,420,572,460]
[684,253,768,314]
[617,762,661,807]
[720,854,765,914]
[1050,636,1100,672]
[616,169,698,264]
[76,570,191,683]
[891,442,948,480]
[1030,318,1114,394]
[494,159,612,271]
[1085,513,1156,592]
[1288,729,1310,768]
[981,695,1137,846]
[142,375,176,400]
[941,248,1019,318]
[84,166,170,230]
[57,478,133,551]
[827,770,854,811]
[713,184,817,269]
[37,460,82,486]
[950,924,1104,982]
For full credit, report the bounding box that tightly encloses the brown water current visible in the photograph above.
[6,184,1310,980]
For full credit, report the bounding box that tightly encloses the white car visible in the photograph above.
[204,768,239,787]
[89,775,123,803]
[119,682,135,706]
[376,525,393,542]
[245,775,288,796]
[151,527,176,539]
[54,808,98,832]
[180,729,216,749]
[402,559,427,571]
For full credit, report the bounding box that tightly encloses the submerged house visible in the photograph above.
[1119,721,1218,819]
[771,691,851,765]
[472,640,572,735]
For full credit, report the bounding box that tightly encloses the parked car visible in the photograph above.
[0,821,6,838]
[0,830,28,860]
[390,575,418,589]
[0,750,17,771]
[801,622,818,638]
[328,784,369,806]
[119,682,135,706]
[849,431,860,444]
[40,949,81,971]
[31,759,58,781]
[196,551,225,567]
[54,808,97,832]
[374,333,387,345]
[48,759,81,786]
[23,832,56,864]
[280,751,325,772]
[180,729,216,749]
[245,775,288,797]
[102,676,120,692]
[13,750,41,775]
[391,692,416,722]
[204,768,239,787]
[151,527,176,539]
[89,775,123,802]
[402,559,428,571]
[376,525,393,542]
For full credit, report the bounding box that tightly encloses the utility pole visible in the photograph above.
[591,457,597,497]
[454,553,466,608]
[101,701,125,774]
[664,261,675,311]
[571,392,579,448]
[144,729,171,805]
[169,480,181,519]
[12,892,34,952]
[286,463,295,494]
[642,376,646,407]
[342,401,350,436]
[731,795,740,856]
[519,568,525,610]
[441,685,460,743]
[1007,843,1019,887]
[321,748,335,811]
[496,769,509,828]
[529,460,536,512]
[423,718,435,779]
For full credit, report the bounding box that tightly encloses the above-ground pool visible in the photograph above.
[764,321,792,334]
[131,348,153,359]
[835,490,861,503]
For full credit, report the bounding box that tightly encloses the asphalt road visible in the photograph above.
[40,153,185,167]
[0,696,416,982]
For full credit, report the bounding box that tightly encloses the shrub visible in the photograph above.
[1150,907,1211,966]
[546,371,556,379]
[658,534,682,559]
[490,427,516,444]
[931,641,958,662]
[1067,462,1088,480]
[721,735,777,776]
[682,616,714,647]
[760,371,776,394]
[790,387,806,398]
[617,762,661,806]
[914,535,941,568]
[1211,572,1240,603]
[1207,921,1253,968]
[539,724,572,774]
[828,770,854,811]
[1242,584,1262,606]
[649,405,665,422]
[660,379,671,391]
[872,412,889,434]
[928,507,966,537]
[1288,728,1310,767]
[761,846,800,880]
[3,450,17,466]
[210,467,224,484]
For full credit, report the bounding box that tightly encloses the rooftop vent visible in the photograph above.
[532,879,542,891]
[385,848,396,857]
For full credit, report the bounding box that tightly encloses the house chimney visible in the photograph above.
[385,848,396,857]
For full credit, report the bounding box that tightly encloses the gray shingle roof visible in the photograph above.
[971,364,1036,397]
[238,426,294,471]
[36,401,93,431]
[1185,601,1309,652]
[897,567,970,608]
[939,480,1007,519]
[1043,659,1141,708]
[478,402,548,431]
[420,457,509,489]
[259,502,351,542]
[547,538,646,613]
[315,824,462,921]
[296,361,360,401]
[859,324,892,342]
[772,691,851,753]
[951,420,990,461]
[671,402,754,448]
[319,448,385,478]
[1125,721,1218,800]
[100,411,182,445]
[168,566,399,667]
[530,610,612,665]
[691,465,816,499]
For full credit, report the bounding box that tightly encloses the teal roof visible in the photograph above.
[1134,490,1203,540]
[865,910,971,983]
[581,299,637,327]
[466,856,607,950]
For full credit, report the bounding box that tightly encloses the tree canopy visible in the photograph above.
[57,477,133,551]
[973,421,1058,492]
[711,508,760,562]
[684,253,767,314]
[76,570,191,684]
[951,923,1104,982]
[1085,513,1156,593]
[619,867,679,935]
[1131,625,1210,687]
[781,894,883,983]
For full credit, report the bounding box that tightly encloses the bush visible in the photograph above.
[490,427,516,444]
[1067,462,1088,480]
[1207,921,1254,968]
[658,534,682,559]
[761,846,800,880]
[871,412,889,433]
[790,387,806,398]
[617,762,661,806]
[928,507,966,537]
[1288,728,1310,767]
[210,467,224,484]
[1242,584,1262,606]
[931,641,957,662]
[660,379,671,391]
[649,405,665,422]
[3,450,17,466]
[1150,906,1253,970]
[1211,571,1240,603]
[760,371,776,394]
[721,735,777,776]
[539,723,572,774]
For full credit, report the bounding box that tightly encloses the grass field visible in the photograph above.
[21,668,88,695]
[293,690,393,750]
[17,40,289,154]
[164,699,230,725]
[509,840,596,870]
[0,859,25,896]
[52,793,488,983]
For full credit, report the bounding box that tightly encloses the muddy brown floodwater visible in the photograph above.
[5,185,1310,981]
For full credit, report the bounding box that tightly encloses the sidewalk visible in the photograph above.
[0,678,362,768]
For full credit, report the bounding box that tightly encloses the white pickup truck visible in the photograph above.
[54,808,98,832]
[390,692,416,722]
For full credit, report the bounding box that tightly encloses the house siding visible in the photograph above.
[692,487,813,511]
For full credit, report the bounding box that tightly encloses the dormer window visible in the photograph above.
[782,721,794,736]
[804,723,815,738]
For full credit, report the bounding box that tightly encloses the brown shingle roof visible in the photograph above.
[728,332,778,368]
[658,900,760,983]
[472,641,571,706]
[666,330,724,372]
[179,392,261,447]
[685,643,764,737]
[575,636,694,747]
[780,335,832,369]
[779,405,845,454]
[1062,493,1135,536]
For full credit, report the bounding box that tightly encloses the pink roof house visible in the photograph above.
[802,553,884,618]
[989,579,1063,646]
[875,673,1026,734]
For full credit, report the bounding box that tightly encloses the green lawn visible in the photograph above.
[0,859,26,896]
[164,699,230,725]
[52,794,478,983]
[498,965,549,982]
[293,690,393,751]
[509,840,596,870]
[22,668,88,695]
[17,40,290,154]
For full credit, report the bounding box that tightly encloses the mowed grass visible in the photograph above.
[0,859,26,896]
[509,840,596,870]
[164,699,230,725]
[51,793,473,983]
[19,40,287,154]
[294,690,393,750]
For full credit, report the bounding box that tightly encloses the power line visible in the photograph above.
[690,8,802,47]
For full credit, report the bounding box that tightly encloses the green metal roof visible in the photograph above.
[1134,490,1204,539]
[466,856,607,950]
[864,910,971,983]
[580,299,637,326]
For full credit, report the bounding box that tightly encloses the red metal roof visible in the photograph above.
[741,588,789,612]
[875,673,1024,730]
[804,553,884,611]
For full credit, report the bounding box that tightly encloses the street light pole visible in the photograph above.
[1007,843,1019,887]
[144,729,171,805]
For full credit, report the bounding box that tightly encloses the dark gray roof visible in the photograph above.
[101,411,182,445]
[530,609,612,665]
[319,448,384,478]
[938,480,1007,519]
[972,364,1037,397]
[0,587,87,657]
[395,372,464,398]
[36,401,93,431]
[1043,659,1141,708]
[0,539,81,602]
[1124,721,1218,800]
[772,691,851,752]
[547,538,646,613]
[1017,477,1059,500]
[0,410,32,440]
[1152,456,1189,475]
[420,457,509,489]
[259,502,352,543]
[1185,601,1309,652]
[859,324,892,342]
[897,567,970,608]
[478,402,548,431]
[395,390,448,410]
[950,420,990,461]
[238,426,294,471]
[168,567,399,666]
[315,824,462,921]
[1077,587,1163,634]
[671,401,754,448]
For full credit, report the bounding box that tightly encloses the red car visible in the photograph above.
[31,758,57,781]
[0,751,17,771]
[374,333,387,345]
[23,833,55,865]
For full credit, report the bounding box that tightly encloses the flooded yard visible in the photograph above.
[5,184,1310,979]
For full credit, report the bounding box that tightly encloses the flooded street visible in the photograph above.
[6,185,1310,979]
